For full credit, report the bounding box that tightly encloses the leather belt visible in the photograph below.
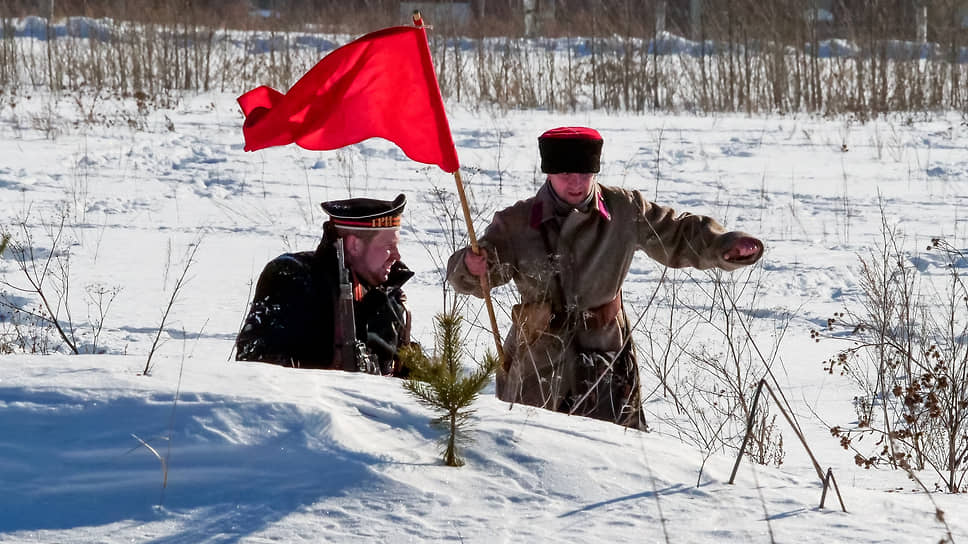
[549,294,622,331]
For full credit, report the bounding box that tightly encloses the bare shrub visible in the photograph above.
[641,265,789,474]
[816,208,968,493]
[410,169,495,320]
[0,302,60,354]
[1,210,80,353]
[0,207,121,355]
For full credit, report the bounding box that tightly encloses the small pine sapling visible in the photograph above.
[401,312,498,467]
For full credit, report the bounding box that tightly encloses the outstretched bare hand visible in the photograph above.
[723,236,763,262]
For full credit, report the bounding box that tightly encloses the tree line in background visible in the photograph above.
[6,1,967,39]
[2,0,968,115]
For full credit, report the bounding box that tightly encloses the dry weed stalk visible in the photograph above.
[4,3,968,118]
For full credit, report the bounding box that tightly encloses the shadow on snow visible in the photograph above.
[0,387,391,539]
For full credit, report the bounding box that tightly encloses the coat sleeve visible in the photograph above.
[235,256,332,366]
[631,190,761,271]
[446,212,517,298]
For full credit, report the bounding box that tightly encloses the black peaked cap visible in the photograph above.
[321,193,407,230]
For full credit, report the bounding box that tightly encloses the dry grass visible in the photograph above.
[0,2,966,117]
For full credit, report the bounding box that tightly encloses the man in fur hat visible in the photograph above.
[447,127,763,428]
[236,193,415,375]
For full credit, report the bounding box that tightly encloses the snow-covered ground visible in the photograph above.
[1,82,968,541]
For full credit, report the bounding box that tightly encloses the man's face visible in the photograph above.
[349,229,401,286]
[548,173,596,206]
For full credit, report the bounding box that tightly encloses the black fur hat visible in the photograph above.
[538,127,603,174]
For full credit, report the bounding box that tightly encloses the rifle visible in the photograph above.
[333,238,361,372]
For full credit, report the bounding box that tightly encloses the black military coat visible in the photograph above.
[235,236,414,373]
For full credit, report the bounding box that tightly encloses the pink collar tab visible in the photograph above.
[596,191,611,221]
[530,185,611,228]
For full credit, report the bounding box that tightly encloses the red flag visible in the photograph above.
[238,26,460,173]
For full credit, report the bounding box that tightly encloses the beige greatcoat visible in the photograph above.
[447,182,762,426]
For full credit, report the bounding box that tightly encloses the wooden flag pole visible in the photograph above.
[452,170,505,363]
[411,11,504,363]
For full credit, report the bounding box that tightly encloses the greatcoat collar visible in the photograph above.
[529,181,612,229]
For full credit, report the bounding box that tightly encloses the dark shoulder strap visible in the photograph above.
[537,221,568,314]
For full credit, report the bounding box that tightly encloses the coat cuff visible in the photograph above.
[714,231,764,271]
[446,246,486,297]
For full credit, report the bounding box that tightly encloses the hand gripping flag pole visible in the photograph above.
[451,167,505,365]
[238,16,505,364]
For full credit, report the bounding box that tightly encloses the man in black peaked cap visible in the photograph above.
[236,194,415,375]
